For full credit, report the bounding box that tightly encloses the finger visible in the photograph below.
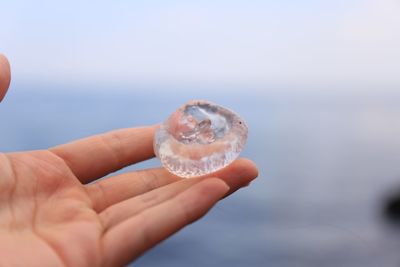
[50,125,157,184]
[102,178,229,267]
[87,158,258,212]
[100,178,203,230]
[99,159,257,230]
[0,54,11,102]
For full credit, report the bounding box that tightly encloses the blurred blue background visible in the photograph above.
[1,1,400,266]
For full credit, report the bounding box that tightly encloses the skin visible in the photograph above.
[0,54,259,267]
[0,54,11,101]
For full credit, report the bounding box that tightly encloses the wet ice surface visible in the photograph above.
[154,100,248,178]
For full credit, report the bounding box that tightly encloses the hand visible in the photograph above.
[0,54,11,101]
[0,54,259,267]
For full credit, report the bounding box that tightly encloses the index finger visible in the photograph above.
[0,54,11,102]
[50,125,157,184]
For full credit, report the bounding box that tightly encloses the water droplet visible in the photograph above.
[154,100,248,178]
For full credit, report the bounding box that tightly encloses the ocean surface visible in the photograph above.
[1,85,400,267]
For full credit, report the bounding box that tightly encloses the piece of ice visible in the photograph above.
[154,100,248,178]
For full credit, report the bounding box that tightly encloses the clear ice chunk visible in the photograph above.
[154,100,248,178]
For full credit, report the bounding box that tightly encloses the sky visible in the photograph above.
[1,0,400,92]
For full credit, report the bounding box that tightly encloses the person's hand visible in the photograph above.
[0,54,11,101]
[0,54,259,267]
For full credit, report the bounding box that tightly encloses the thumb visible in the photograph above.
[0,54,11,102]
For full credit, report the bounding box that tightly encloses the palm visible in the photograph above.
[1,151,104,267]
[0,54,258,267]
